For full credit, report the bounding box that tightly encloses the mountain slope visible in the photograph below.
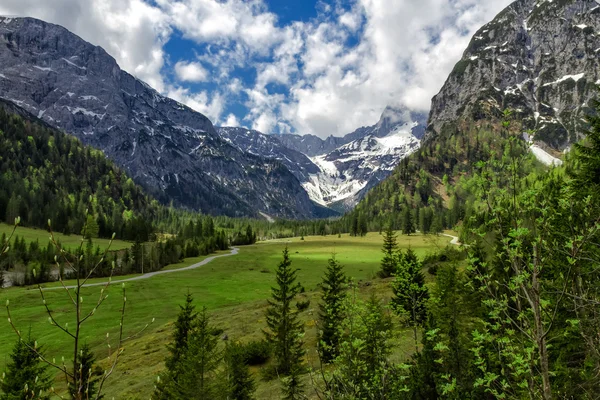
[0,98,156,239]
[429,0,600,149]
[0,16,320,219]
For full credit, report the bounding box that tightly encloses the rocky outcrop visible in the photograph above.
[429,0,600,149]
[0,16,322,219]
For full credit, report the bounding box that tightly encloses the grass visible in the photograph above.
[0,232,455,399]
[0,223,132,251]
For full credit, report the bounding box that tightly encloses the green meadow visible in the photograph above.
[0,223,133,251]
[0,232,455,399]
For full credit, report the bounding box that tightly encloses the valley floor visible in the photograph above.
[0,232,456,399]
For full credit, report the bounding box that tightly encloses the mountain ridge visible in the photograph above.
[0,16,327,219]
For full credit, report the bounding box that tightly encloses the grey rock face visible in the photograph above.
[216,127,321,183]
[0,16,320,219]
[429,0,600,149]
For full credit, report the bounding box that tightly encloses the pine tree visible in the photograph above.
[318,255,348,363]
[573,98,600,190]
[131,240,144,273]
[282,363,304,400]
[177,308,223,399]
[392,248,428,351]
[0,334,51,400]
[264,247,305,377]
[402,207,415,235]
[358,213,368,237]
[225,343,255,400]
[153,293,198,399]
[70,343,102,400]
[379,225,398,278]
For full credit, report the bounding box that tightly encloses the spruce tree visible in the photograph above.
[70,343,102,400]
[318,255,348,363]
[573,98,600,190]
[379,225,398,278]
[402,207,415,235]
[153,293,198,399]
[177,308,223,399]
[392,248,428,351]
[225,343,255,400]
[1,334,51,400]
[264,247,305,377]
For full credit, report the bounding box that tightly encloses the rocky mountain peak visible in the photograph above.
[428,0,600,149]
[0,16,327,219]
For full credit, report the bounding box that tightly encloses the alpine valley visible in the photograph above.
[4,1,600,400]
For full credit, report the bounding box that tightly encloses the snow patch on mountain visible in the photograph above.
[301,121,421,208]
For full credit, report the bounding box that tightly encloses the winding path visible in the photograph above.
[441,233,461,246]
[45,247,240,290]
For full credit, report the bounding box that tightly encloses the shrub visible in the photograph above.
[296,299,310,312]
[241,340,272,366]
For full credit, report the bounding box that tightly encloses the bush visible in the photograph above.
[241,340,271,366]
[296,299,310,312]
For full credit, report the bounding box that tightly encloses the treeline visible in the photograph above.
[0,103,160,240]
[0,217,235,287]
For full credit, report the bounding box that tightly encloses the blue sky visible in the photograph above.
[0,0,513,137]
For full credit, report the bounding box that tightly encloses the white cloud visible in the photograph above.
[174,61,209,82]
[0,0,515,138]
[224,113,240,127]
[0,0,170,91]
[168,87,225,124]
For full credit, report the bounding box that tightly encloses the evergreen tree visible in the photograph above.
[177,308,223,399]
[379,225,398,278]
[392,249,428,351]
[70,343,102,400]
[358,213,368,237]
[225,343,255,400]
[328,293,394,398]
[573,98,600,191]
[264,247,305,377]
[282,363,304,400]
[318,255,348,363]
[402,207,415,235]
[153,293,198,399]
[0,334,51,400]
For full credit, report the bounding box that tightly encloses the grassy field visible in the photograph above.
[0,223,133,251]
[0,232,455,399]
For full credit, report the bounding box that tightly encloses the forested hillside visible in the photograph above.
[0,99,157,240]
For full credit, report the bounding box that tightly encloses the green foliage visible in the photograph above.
[225,343,256,400]
[0,104,157,240]
[69,344,103,400]
[325,293,396,398]
[175,308,224,399]
[379,225,398,278]
[318,255,348,363]
[392,249,429,350]
[0,334,51,400]
[238,340,271,366]
[264,248,305,377]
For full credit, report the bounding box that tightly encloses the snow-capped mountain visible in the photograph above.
[300,107,425,211]
[217,107,426,212]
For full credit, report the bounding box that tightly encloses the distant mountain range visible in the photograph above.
[219,107,426,212]
[0,16,331,219]
[0,16,426,218]
[4,0,590,221]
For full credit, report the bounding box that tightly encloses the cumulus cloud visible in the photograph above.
[0,0,514,137]
[174,61,209,82]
